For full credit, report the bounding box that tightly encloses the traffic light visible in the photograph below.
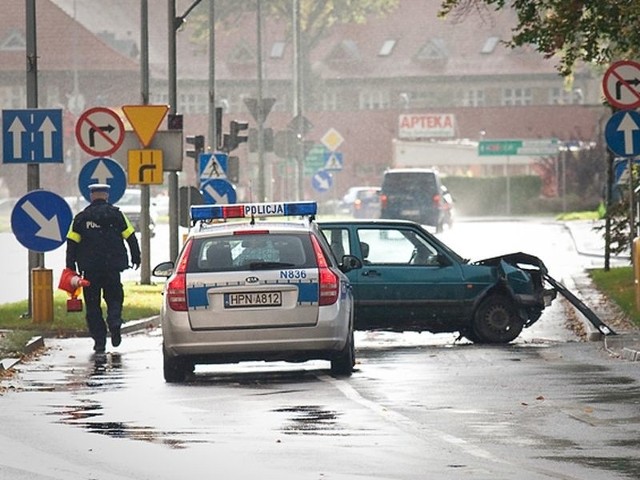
[186,134,205,159]
[227,156,239,183]
[222,120,249,152]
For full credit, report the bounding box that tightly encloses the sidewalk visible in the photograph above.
[563,219,640,361]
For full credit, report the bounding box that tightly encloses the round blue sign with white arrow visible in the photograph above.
[78,157,127,203]
[312,169,333,192]
[11,190,73,252]
[605,110,640,157]
[201,178,237,205]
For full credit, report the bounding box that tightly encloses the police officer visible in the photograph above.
[65,183,141,353]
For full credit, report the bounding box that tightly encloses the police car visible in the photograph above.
[153,201,361,382]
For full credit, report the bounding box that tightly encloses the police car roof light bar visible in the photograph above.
[190,201,318,222]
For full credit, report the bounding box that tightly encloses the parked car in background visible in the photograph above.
[441,185,454,228]
[116,188,158,237]
[319,219,557,344]
[379,168,448,232]
[341,186,381,218]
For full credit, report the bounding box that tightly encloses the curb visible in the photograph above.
[0,316,160,372]
[0,335,44,372]
[121,315,161,334]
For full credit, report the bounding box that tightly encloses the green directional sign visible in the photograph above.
[304,144,327,176]
[479,139,559,156]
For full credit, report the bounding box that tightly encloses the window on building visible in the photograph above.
[0,86,25,109]
[1,30,26,50]
[406,90,437,108]
[180,92,207,114]
[415,38,447,61]
[549,87,584,105]
[481,36,500,54]
[460,89,486,107]
[270,41,286,59]
[322,91,339,111]
[379,39,397,57]
[359,90,390,110]
[327,39,361,63]
[501,87,532,106]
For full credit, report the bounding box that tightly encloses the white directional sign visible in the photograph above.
[605,110,640,157]
[2,109,63,163]
[311,170,333,192]
[11,190,73,252]
[201,178,237,205]
[78,157,127,203]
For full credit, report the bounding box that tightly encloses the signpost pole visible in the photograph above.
[26,0,41,317]
[139,0,151,285]
[505,155,511,215]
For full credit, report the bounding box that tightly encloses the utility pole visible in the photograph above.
[208,0,216,152]
[139,0,151,284]
[292,0,304,201]
[256,0,266,202]
[168,0,203,262]
[168,0,179,261]
[25,0,42,317]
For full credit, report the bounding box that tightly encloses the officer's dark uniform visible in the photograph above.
[65,184,141,353]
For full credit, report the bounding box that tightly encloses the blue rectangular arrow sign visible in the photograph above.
[2,109,64,163]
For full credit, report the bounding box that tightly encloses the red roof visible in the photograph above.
[1,0,138,72]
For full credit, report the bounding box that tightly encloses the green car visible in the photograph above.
[319,219,557,344]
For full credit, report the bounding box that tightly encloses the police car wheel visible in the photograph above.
[472,295,524,344]
[163,345,190,383]
[331,330,355,377]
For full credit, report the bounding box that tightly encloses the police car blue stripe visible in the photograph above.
[186,282,319,308]
[188,287,209,308]
[297,282,319,303]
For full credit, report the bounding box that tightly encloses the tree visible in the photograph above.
[438,0,640,76]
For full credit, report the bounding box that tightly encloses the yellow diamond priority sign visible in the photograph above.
[122,104,169,148]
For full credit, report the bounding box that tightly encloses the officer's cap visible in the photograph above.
[88,183,110,193]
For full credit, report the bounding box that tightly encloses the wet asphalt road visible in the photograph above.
[2,329,639,480]
[2,218,639,479]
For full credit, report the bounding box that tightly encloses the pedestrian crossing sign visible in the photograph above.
[323,151,343,171]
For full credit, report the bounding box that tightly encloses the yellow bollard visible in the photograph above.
[31,268,53,323]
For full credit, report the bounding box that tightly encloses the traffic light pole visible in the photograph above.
[256,0,266,202]
[168,0,179,261]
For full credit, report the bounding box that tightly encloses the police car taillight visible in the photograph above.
[191,201,317,222]
[166,240,193,311]
[310,234,339,306]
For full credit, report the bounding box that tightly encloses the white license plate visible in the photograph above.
[224,291,282,308]
[401,209,420,216]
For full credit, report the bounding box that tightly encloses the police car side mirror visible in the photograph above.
[340,255,362,273]
[152,261,175,278]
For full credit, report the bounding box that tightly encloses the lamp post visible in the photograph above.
[168,0,203,261]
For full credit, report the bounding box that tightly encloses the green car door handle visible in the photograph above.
[362,269,381,277]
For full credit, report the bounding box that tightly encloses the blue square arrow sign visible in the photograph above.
[2,109,64,163]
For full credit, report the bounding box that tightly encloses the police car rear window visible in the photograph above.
[187,233,316,272]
